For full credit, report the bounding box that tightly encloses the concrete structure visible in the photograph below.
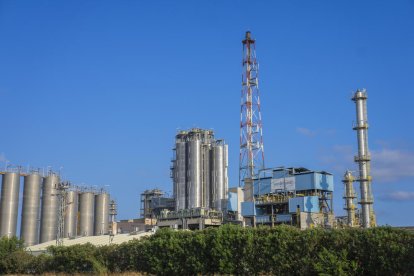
[140,189,164,219]
[157,208,223,230]
[117,218,156,233]
[226,187,244,223]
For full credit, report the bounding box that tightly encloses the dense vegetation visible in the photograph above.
[0,225,413,275]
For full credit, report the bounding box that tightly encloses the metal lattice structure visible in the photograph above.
[56,181,70,246]
[239,31,265,186]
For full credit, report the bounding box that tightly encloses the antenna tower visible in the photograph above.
[239,31,265,186]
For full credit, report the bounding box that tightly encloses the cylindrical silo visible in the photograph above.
[0,172,21,237]
[64,190,78,238]
[187,139,201,209]
[175,141,186,210]
[212,145,224,210]
[79,192,95,236]
[223,144,229,201]
[20,172,42,245]
[94,193,109,235]
[39,173,59,243]
[201,144,210,208]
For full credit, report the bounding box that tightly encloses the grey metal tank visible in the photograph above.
[39,172,59,243]
[175,141,186,210]
[223,144,229,200]
[187,139,201,208]
[0,172,21,237]
[201,144,210,208]
[20,172,42,245]
[64,190,78,238]
[212,145,224,210]
[79,192,95,236]
[223,144,229,206]
[94,193,109,235]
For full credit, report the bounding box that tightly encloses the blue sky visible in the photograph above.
[0,1,413,226]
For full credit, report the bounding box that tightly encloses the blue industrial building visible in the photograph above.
[235,167,335,228]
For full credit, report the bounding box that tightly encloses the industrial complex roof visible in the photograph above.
[27,232,153,254]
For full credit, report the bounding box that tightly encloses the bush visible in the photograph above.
[1,226,414,274]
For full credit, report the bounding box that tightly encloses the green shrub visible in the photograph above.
[1,226,414,274]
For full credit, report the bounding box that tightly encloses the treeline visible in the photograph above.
[0,225,413,275]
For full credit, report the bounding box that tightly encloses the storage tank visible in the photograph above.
[0,172,21,237]
[20,172,42,245]
[94,193,109,235]
[201,144,210,208]
[223,144,229,202]
[187,139,201,208]
[79,192,95,236]
[39,172,59,243]
[64,190,78,238]
[175,141,186,210]
[212,145,224,210]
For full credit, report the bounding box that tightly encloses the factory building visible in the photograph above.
[238,167,335,229]
[140,189,175,219]
[0,168,111,246]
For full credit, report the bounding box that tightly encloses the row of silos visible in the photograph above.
[63,190,110,238]
[0,170,110,246]
[172,128,228,211]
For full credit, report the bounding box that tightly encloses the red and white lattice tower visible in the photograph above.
[239,31,265,186]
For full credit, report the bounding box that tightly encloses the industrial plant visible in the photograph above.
[0,31,380,252]
[139,31,377,231]
[0,168,114,246]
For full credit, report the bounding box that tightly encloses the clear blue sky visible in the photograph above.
[1,1,413,226]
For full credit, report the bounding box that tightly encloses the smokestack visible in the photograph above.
[352,89,375,228]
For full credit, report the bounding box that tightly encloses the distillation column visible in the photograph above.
[174,133,187,210]
[187,139,201,209]
[212,144,224,210]
[352,89,375,228]
[342,171,357,227]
